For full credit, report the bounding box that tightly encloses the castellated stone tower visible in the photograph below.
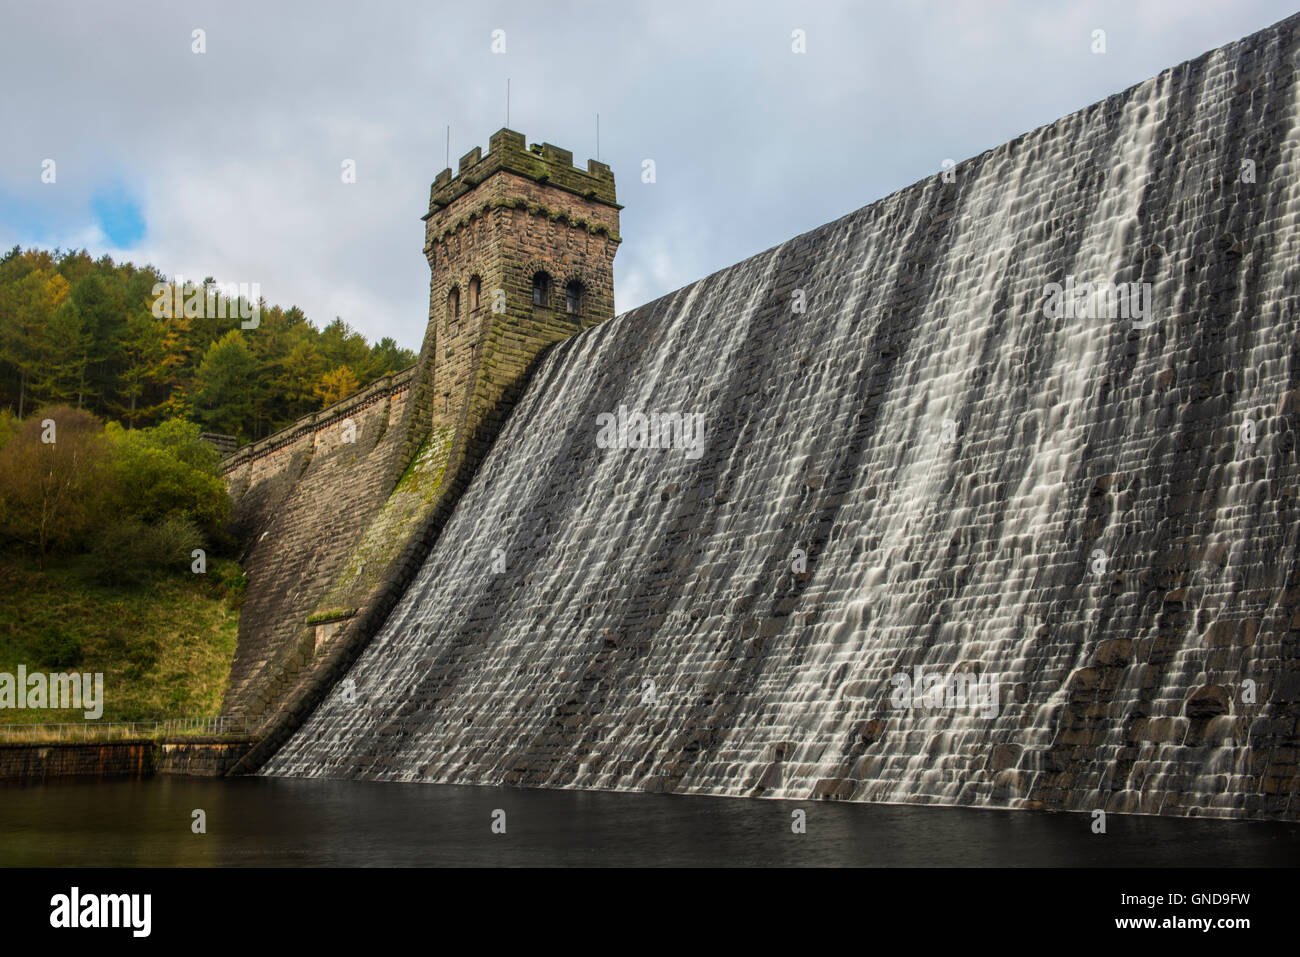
[403,128,621,468]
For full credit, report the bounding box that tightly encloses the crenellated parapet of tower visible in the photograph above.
[428,128,618,212]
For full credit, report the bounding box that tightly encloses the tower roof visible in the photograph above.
[424,128,619,220]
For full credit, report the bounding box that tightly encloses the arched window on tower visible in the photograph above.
[566,280,583,316]
[532,271,551,307]
[468,276,481,311]
[447,285,460,324]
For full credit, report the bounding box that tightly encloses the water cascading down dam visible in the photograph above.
[260,15,1300,819]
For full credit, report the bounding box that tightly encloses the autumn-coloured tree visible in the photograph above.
[281,339,325,412]
[313,365,361,407]
[0,406,108,564]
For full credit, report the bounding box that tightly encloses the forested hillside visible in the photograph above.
[0,246,416,443]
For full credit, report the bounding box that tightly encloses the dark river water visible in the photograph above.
[1,777,1297,867]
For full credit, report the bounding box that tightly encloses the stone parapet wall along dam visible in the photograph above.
[262,14,1300,819]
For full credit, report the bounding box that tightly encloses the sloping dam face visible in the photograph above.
[266,17,1300,818]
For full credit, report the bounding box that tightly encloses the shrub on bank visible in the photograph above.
[85,515,204,587]
[0,406,109,562]
[0,406,233,580]
[32,623,83,669]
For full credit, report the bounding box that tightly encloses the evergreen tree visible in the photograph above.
[193,330,257,437]
[0,269,70,417]
[32,295,88,407]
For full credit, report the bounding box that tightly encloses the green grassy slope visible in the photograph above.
[0,551,242,724]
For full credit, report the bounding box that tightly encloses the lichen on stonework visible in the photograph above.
[310,429,455,614]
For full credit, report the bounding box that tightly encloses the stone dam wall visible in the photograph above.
[263,15,1300,820]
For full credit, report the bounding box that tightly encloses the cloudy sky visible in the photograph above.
[1,1,1295,351]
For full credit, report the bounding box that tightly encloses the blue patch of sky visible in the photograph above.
[90,183,146,246]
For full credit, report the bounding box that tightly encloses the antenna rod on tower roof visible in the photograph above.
[596,113,600,162]
[506,78,511,128]
[445,125,450,170]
